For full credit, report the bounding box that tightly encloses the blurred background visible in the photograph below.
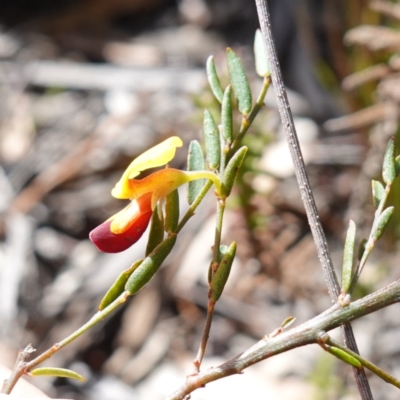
[0,0,400,399]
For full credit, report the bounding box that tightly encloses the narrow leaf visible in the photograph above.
[164,189,179,233]
[146,205,164,256]
[99,259,143,310]
[125,235,176,295]
[328,347,362,369]
[203,109,221,170]
[210,242,236,302]
[371,206,394,241]
[187,140,206,204]
[254,29,270,77]
[341,220,356,293]
[371,180,385,208]
[281,316,296,330]
[206,56,224,103]
[220,146,247,197]
[227,48,252,115]
[221,85,233,144]
[382,137,396,184]
[31,368,86,382]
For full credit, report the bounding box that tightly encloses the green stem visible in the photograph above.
[175,180,213,234]
[185,171,221,194]
[194,197,226,371]
[230,75,271,154]
[24,292,130,372]
[350,183,392,293]
[212,198,226,263]
[327,337,400,389]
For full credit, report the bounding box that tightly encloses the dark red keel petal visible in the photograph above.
[90,210,153,253]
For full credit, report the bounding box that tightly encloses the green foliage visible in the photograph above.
[125,235,176,295]
[99,259,143,310]
[164,189,179,233]
[146,205,165,256]
[187,140,206,205]
[227,48,252,116]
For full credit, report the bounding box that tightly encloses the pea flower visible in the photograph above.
[90,136,220,253]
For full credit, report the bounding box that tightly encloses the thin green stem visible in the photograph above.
[24,292,130,372]
[327,337,400,389]
[230,75,271,154]
[212,198,226,263]
[175,180,213,234]
[350,183,392,293]
[194,197,226,372]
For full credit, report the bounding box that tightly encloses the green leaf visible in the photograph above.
[371,206,394,241]
[395,155,400,177]
[31,368,86,382]
[357,238,367,261]
[382,137,396,184]
[327,347,362,369]
[203,109,221,170]
[99,259,143,310]
[164,189,179,233]
[187,140,206,205]
[206,56,224,103]
[281,316,296,330]
[220,146,248,197]
[146,205,164,256]
[254,29,270,77]
[210,241,236,302]
[341,220,356,293]
[227,48,252,115]
[221,85,233,144]
[371,180,385,208]
[125,235,176,295]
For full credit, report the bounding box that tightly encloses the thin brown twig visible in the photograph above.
[254,0,374,398]
[166,279,400,399]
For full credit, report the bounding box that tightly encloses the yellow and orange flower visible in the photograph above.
[90,136,219,253]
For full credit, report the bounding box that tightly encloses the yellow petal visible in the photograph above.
[112,136,183,199]
[122,168,220,209]
[109,193,152,234]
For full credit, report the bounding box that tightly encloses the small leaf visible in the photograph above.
[99,259,143,310]
[125,235,176,295]
[342,220,356,293]
[221,85,233,144]
[395,155,400,177]
[203,109,221,170]
[254,29,270,77]
[371,180,385,208]
[328,347,362,369]
[210,242,236,302]
[357,238,367,261]
[227,48,252,115]
[164,189,179,233]
[281,316,296,330]
[187,140,206,204]
[220,146,248,197]
[382,137,396,184]
[31,368,86,382]
[206,56,224,103]
[146,205,164,256]
[371,206,394,241]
